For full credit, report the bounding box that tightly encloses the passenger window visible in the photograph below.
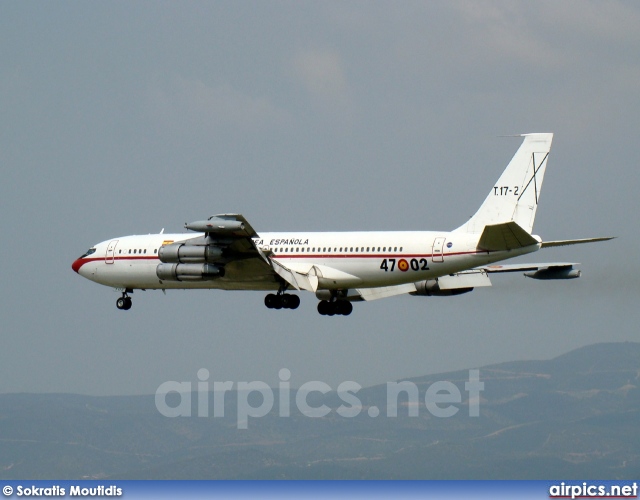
[394,247,397,251]
[154,249,157,254]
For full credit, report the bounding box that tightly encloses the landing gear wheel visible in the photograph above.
[317,300,330,315]
[265,294,277,309]
[265,293,283,309]
[281,294,300,310]
[265,292,299,310]
[336,300,353,316]
[318,300,352,316]
[116,289,133,311]
[289,294,300,309]
[281,294,292,309]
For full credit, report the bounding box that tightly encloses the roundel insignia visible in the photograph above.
[446,242,453,248]
[398,259,409,272]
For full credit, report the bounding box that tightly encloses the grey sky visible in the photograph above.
[1,1,638,396]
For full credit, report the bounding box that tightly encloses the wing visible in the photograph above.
[351,271,492,302]
[180,214,360,293]
[177,214,277,286]
[353,261,583,302]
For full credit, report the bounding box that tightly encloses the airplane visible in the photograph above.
[72,133,613,316]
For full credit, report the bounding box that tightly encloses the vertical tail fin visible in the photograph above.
[454,133,553,234]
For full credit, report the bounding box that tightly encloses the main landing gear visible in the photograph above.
[317,299,353,316]
[264,292,300,310]
[265,282,300,311]
[116,289,133,310]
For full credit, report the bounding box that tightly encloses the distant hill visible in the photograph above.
[1,342,638,479]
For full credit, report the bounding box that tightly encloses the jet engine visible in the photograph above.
[184,217,244,233]
[159,243,223,264]
[411,279,473,297]
[524,267,581,280]
[156,263,225,282]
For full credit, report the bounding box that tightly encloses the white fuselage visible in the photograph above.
[73,230,540,291]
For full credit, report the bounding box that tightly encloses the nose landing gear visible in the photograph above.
[116,289,133,310]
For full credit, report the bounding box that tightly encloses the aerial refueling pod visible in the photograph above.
[524,267,581,280]
[156,263,225,282]
[159,243,223,264]
[411,279,473,297]
[185,217,244,233]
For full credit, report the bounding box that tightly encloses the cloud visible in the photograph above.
[291,48,351,112]
[148,75,290,136]
[447,1,562,69]
[448,0,640,70]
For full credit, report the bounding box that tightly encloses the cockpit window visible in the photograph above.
[79,248,96,259]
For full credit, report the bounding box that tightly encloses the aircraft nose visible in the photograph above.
[72,258,83,274]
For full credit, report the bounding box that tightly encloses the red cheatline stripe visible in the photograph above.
[273,251,482,259]
[72,256,159,271]
[73,250,485,272]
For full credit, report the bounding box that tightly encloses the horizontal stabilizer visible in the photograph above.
[477,221,539,252]
[541,236,615,248]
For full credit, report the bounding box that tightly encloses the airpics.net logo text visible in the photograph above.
[155,369,484,429]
